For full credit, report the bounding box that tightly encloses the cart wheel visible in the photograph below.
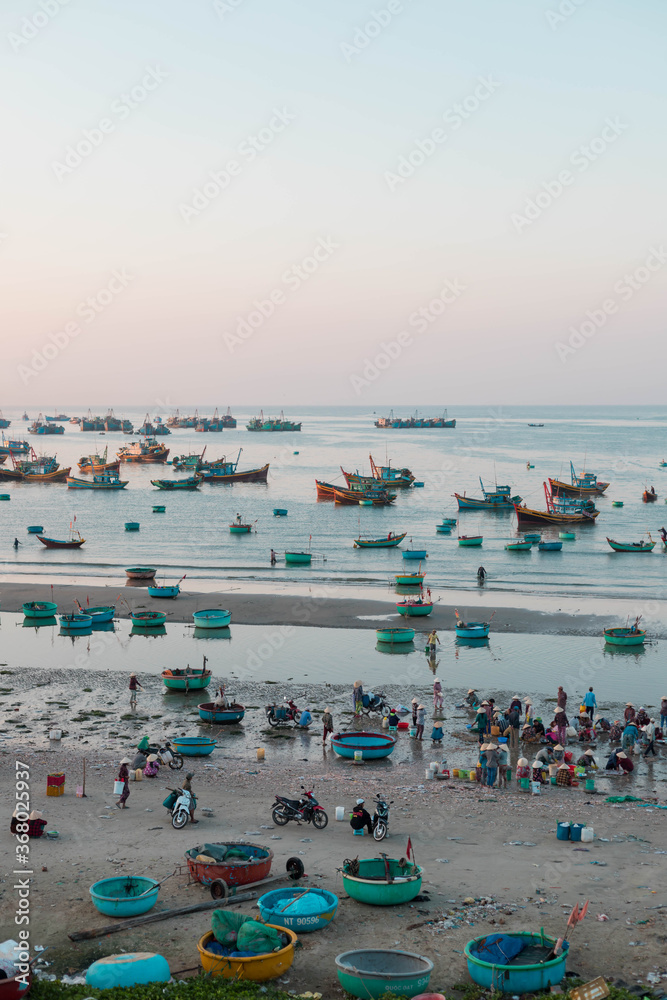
[286,857,305,880]
[210,878,228,900]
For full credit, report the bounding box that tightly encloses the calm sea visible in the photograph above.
[2,404,667,601]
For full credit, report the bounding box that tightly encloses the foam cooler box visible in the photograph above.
[47,772,65,796]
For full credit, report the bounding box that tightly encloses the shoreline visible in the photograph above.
[0,579,628,635]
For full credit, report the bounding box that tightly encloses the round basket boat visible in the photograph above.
[86,953,170,989]
[335,949,433,999]
[185,842,274,888]
[257,887,338,932]
[331,732,396,760]
[87,605,115,624]
[170,736,216,756]
[193,609,232,629]
[603,626,646,646]
[22,600,58,618]
[464,932,569,994]
[162,668,211,690]
[90,876,160,917]
[27,525,44,533]
[198,702,245,723]
[455,621,490,639]
[198,926,296,981]
[59,613,93,632]
[125,566,157,580]
[376,626,415,643]
[131,611,167,627]
[341,858,423,905]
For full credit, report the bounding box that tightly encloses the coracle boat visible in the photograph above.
[336,948,433,1000]
[604,625,646,646]
[171,736,216,756]
[192,609,231,628]
[465,931,568,994]
[538,541,562,551]
[395,571,425,585]
[455,620,491,639]
[396,600,433,617]
[549,461,609,497]
[148,581,182,598]
[340,857,424,906]
[285,552,312,564]
[198,701,245,723]
[523,532,541,543]
[27,525,43,533]
[59,613,93,632]
[354,532,406,548]
[229,521,254,533]
[23,600,58,618]
[67,472,128,489]
[402,546,427,560]
[607,536,655,552]
[611,500,624,507]
[458,535,483,546]
[125,522,140,531]
[197,926,297,981]
[436,524,452,533]
[455,479,521,510]
[76,602,115,624]
[505,540,532,551]
[162,664,212,690]
[273,508,288,516]
[514,483,599,526]
[185,841,274,889]
[130,611,167,627]
[331,731,396,760]
[258,887,338,933]
[125,566,156,579]
[559,531,576,540]
[89,876,160,917]
[376,627,415,643]
[150,475,201,490]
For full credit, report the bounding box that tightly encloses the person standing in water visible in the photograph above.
[433,676,444,713]
[270,549,277,565]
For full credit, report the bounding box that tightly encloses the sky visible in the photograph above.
[1,0,666,408]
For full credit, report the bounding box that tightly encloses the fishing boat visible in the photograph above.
[643,487,658,503]
[117,438,169,463]
[403,546,427,560]
[603,618,646,646]
[79,410,106,432]
[522,532,541,543]
[375,626,415,643]
[29,413,64,435]
[285,552,312,564]
[538,541,562,551]
[0,411,10,429]
[59,613,93,632]
[549,461,609,497]
[527,422,545,427]
[0,447,70,482]
[246,410,301,432]
[125,566,157,579]
[611,500,624,507]
[125,522,140,531]
[192,609,232,628]
[148,576,184,599]
[331,731,396,759]
[153,505,166,513]
[395,571,425,585]
[67,471,128,489]
[458,535,483,546]
[23,601,58,618]
[454,478,522,510]
[131,611,167,628]
[455,620,491,639]
[331,483,396,505]
[342,455,415,489]
[198,448,269,484]
[514,483,599,526]
[229,519,254,533]
[396,599,433,617]
[195,407,226,432]
[162,661,212,689]
[77,446,120,473]
[79,605,115,624]
[606,536,655,552]
[0,436,29,455]
[198,701,245,723]
[273,508,288,516]
[150,475,201,490]
[167,409,199,429]
[340,858,424,907]
[374,409,455,429]
[505,540,532,551]
[37,525,85,548]
[172,449,207,470]
[354,532,406,548]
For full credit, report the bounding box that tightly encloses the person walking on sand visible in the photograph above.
[433,676,444,712]
[583,686,597,715]
[523,696,533,725]
[554,707,568,747]
[411,697,419,726]
[643,719,657,757]
[322,706,333,744]
[508,701,521,749]
[557,686,567,710]
[415,704,426,740]
[427,629,440,658]
[128,672,143,707]
[116,758,131,809]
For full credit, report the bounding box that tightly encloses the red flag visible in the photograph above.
[406,837,413,861]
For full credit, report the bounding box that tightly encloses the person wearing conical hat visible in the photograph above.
[624,702,636,724]
[433,675,444,712]
[116,758,131,809]
[472,704,487,743]
[484,743,500,787]
[466,688,478,708]
[552,743,564,762]
[353,680,364,716]
[516,757,530,780]
[144,753,160,777]
[556,762,572,787]
[415,704,426,740]
[576,748,598,769]
[531,760,546,784]
[322,706,334,744]
[128,671,143,707]
[411,697,419,726]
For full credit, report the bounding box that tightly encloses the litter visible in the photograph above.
[596,914,609,921]
[435,859,450,863]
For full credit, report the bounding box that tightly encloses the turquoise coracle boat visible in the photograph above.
[192,609,231,628]
[341,858,423,905]
[396,601,433,617]
[23,601,58,618]
[170,736,216,756]
[198,701,245,723]
[331,732,395,760]
[465,931,569,994]
[258,887,338,933]
[335,949,433,999]
[375,627,415,643]
[90,877,160,917]
[85,606,115,624]
[59,613,93,632]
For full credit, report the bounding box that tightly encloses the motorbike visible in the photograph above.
[266,698,302,727]
[372,795,393,841]
[272,787,328,829]
[361,691,388,716]
[145,741,183,770]
[165,787,193,829]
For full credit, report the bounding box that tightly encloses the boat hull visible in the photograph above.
[550,478,609,496]
[458,536,483,546]
[606,537,655,552]
[396,603,433,616]
[201,464,269,484]
[395,574,424,585]
[285,552,312,564]
[603,627,646,645]
[331,732,396,759]
[402,550,427,560]
[198,927,295,981]
[455,622,490,638]
[148,586,180,598]
[198,702,245,723]
[455,493,518,510]
[170,737,216,756]
[375,627,415,643]
[162,670,212,689]
[515,505,598,526]
[192,610,232,628]
[150,478,201,490]
[354,533,406,548]
[505,541,532,550]
[87,606,115,623]
[37,536,85,548]
[23,601,58,618]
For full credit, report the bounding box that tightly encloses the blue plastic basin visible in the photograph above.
[90,876,159,917]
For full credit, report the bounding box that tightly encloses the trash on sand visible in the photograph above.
[596,914,609,921]
[569,977,610,1000]
[436,858,450,863]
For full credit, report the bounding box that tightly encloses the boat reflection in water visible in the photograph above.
[130,624,167,637]
[22,616,57,629]
[193,626,231,641]
[375,640,415,655]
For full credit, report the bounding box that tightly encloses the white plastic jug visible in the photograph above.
[335,806,345,821]
[425,769,434,780]
[354,750,363,761]
[49,729,62,740]
[430,761,439,772]
[581,826,594,842]
[113,780,125,795]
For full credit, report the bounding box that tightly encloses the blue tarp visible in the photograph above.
[471,934,526,965]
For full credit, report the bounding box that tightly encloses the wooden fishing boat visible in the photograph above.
[643,488,658,503]
[458,535,483,546]
[67,472,128,489]
[117,438,169,463]
[0,436,29,455]
[192,609,232,628]
[23,601,58,618]
[37,530,85,549]
[246,410,301,432]
[354,532,406,548]
[131,611,167,627]
[29,413,64,435]
[186,841,273,888]
[125,566,156,579]
[200,457,269,483]
[172,450,206,470]
[162,666,212,689]
[375,626,415,643]
[342,454,415,488]
[455,620,490,639]
[538,540,562,551]
[505,540,532,551]
[514,483,599,526]
[198,701,246,723]
[374,409,455,429]
[395,571,425,585]
[549,461,609,497]
[333,485,396,505]
[59,613,92,632]
[229,521,253,533]
[331,732,396,760]
[285,552,312,564]
[150,475,201,490]
[603,625,646,646]
[455,479,521,510]
[396,600,433,617]
[77,446,120,474]
[606,536,655,552]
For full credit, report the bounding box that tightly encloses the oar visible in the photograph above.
[134,871,177,899]
[278,888,311,913]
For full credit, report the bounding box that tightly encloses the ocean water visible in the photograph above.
[2,404,667,602]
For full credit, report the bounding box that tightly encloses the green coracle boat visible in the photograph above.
[505,541,531,551]
[335,950,433,1000]
[458,535,483,546]
[285,552,312,564]
[375,627,415,643]
[341,858,423,905]
[23,601,58,618]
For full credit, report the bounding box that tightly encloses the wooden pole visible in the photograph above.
[82,758,86,797]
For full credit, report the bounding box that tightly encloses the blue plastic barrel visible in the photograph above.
[556,822,571,841]
[570,823,585,842]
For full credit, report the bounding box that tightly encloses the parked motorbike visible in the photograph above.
[146,741,184,770]
[372,795,393,841]
[165,787,193,829]
[272,786,328,829]
[362,692,388,716]
[266,697,302,727]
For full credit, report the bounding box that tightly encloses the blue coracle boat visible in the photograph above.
[403,550,427,560]
[90,877,160,917]
[258,888,338,933]
[198,701,245,723]
[170,736,217,756]
[273,508,288,516]
[331,732,396,760]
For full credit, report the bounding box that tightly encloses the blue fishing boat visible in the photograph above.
[550,461,609,497]
[375,627,415,643]
[331,732,396,760]
[59,613,93,632]
[455,479,522,510]
[150,475,201,490]
[273,508,288,516]
[403,547,427,560]
[455,619,490,639]
[148,584,180,598]
[79,605,115,624]
[27,525,44,533]
[67,472,128,489]
[538,541,562,551]
[125,522,140,531]
[198,701,245,723]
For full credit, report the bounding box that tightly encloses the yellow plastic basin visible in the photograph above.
[197,925,297,981]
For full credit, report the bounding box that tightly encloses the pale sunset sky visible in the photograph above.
[1,0,665,406]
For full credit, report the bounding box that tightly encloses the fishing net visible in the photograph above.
[343,857,360,876]
[237,919,284,954]
[211,910,247,945]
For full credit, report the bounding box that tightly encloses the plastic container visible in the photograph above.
[581,827,594,842]
[47,773,65,796]
[113,780,125,795]
[87,953,170,989]
[397,721,409,730]
[570,823,585,842]
[425,769,433,780]
[256,748,265,761]
[354,750,363,762]
[335,806,345,821]
[550,775,557,785]
[506,767,512,782]
[519,778,530,791]
[429,762,439,772]
[382,717,389,729]
[409,727,417,737]
[469,771,476,781]
[452,768,460,778]
[557,822,571,840]
[585,778,595,793]
[49,729,62,740]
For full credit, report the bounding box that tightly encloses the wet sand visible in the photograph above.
[0,580,619,635]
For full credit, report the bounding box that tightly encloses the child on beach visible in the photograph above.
[322,707,334,743]
[129,672,143,707]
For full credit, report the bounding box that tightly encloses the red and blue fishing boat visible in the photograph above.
[455,478,522,510]
[549,461,609,497]
[354,532,406,548]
